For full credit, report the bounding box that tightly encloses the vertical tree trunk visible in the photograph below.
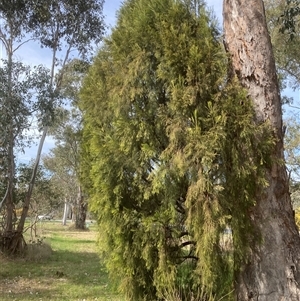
[223,0,300,300]
[62,198,69,226]
[1,36,18,253]
[75,186,87,230]
[17,128,48,234]
[6,129,15,235]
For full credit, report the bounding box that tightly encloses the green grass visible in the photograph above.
[0,221,125,301]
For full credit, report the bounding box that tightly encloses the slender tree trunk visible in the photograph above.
[75,186,87,230]
[1,37,18,253]
[62,198,69,226]
[6,127,15,235]
[223,0,300,300]
[17,127,48,233]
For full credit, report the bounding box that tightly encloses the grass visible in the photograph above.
[0,221,125,301]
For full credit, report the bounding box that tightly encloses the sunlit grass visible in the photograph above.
[0,221,125,301]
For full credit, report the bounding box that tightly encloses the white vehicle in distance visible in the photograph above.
[38,214,52,220]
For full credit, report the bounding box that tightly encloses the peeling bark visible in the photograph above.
[223,0,300,300]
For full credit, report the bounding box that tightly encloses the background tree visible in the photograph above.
[0,161,61,240]
[264,0,300,214]
[0,0,105,254]
[16,0,105,241]
[16,162,61,217]
[279,0,300,40]
[265,0,300,91]
[44,107,84,228]
[0,45,51,254]
[41,58,90,229]
[223,0,300,299]
[284,117,300,208]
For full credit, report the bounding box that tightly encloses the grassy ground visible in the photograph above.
[0,221,125,301]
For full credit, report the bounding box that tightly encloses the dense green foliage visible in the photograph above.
[80,0,274,300]
[279,0,300,40]
[16,163,61,215]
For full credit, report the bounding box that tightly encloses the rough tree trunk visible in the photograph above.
[223,0,300,300]
[75,186,87,230]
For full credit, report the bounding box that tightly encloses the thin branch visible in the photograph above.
[287,104,300,110]
[0,186,9,210]
[179,240,196,249]
[178,255,199,262]
[217,289,235,301]
[175,199,185,214]
[179,231,189,238]
[0,36,8,52]
[12,38,35,53]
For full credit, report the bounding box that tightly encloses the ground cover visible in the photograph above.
[0,221,125,301]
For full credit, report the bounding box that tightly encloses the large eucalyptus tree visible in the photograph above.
[223,0,300,299]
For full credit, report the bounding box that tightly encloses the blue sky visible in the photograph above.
[103,0,223,27]
[19,0,298,164]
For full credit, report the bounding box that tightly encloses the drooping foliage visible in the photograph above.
[79,0,274,300]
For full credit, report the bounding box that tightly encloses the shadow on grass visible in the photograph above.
[0,249,122,301]
[42,249,110,285]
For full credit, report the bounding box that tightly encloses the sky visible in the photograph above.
[18,0,298,164]
[103,0,223,28]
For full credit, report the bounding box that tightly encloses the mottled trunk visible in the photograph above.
[1,39,18,254]
[62,198,69,226]
[223,0,300,300]
[17,128,48,234]
[75,186,87,230]
[6,131,15,234]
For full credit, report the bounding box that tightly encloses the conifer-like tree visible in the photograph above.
[80,0,274,299]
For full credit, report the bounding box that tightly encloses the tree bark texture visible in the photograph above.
[223,0,300,300]
[75,186,87,230]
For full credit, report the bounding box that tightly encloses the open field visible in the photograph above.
[0,221,125,301]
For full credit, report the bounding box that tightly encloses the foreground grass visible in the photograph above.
[0,221,125,301]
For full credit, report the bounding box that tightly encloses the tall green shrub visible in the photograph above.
[79,0,274,300]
